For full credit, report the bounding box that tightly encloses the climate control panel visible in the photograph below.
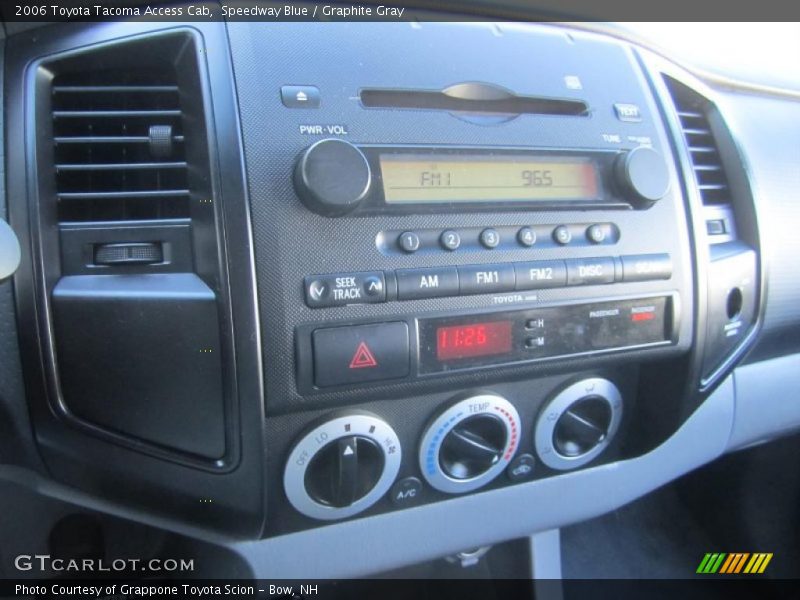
[280,377,626,524]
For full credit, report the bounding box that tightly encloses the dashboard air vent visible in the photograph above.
[52,70,190,223]
[664,77,731,207]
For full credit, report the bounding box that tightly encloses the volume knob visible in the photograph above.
[615,146,670,206]
[294,138,372,216]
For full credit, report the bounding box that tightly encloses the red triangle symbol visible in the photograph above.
[349,341,378,369]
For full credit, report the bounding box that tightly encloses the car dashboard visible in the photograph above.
[0,15,799,580]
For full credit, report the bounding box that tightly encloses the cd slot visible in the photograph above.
[360,83,588,117]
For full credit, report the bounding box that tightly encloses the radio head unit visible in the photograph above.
[295,140,670,217]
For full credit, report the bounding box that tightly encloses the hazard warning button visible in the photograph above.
[312,322,410,388]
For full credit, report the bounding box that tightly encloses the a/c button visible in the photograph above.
[312,322,410,387]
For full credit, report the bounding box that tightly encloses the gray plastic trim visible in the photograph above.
[728,354,800,451]
[0,219,20,281]
[228,376,734,578]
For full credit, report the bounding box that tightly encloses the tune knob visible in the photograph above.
[535,378,623,471]
[614,146,670,206]
[294,138,372,216]
[420,394,520,494]
[284,413,401,520]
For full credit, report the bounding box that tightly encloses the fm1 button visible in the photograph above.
[507,454,536,482]
[458,264,515,295]
[390,476,423,507]
[312,322,410,387]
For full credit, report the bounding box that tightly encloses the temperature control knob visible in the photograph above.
[535,378,623,470]
[614,146,670,206]
[294,139,372,216]
[420,394,520,494]
[284,413,401,520]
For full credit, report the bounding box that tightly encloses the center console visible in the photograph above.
[235,22,698,534]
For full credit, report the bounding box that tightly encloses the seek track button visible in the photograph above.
[304,271,386,307]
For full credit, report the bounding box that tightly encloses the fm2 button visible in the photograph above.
[312,322,410,387]
[304,271,387,308]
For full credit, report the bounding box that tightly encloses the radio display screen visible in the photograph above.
[380,154,599,204]
[436,321,513,361]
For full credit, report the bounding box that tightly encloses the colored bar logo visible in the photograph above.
[697,553,773,574]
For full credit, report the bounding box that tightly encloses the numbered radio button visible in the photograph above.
[479,228,501,249]
[552,225,572,246]
[440,230,461,251]
[514,260,568,290]
[398,231,421,253]
[517,227,537,247]
[586,224,607,244]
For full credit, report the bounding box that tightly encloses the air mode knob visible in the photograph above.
[535,378,623,471]
[284,413,401,520]
[614,146,670,206]
[294,138,372,216]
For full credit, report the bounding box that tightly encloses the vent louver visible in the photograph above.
[52,69,190,223]
[664,77,731,206]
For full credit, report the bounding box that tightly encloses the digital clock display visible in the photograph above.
[436,321,513,361]
[380,154,599,204]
